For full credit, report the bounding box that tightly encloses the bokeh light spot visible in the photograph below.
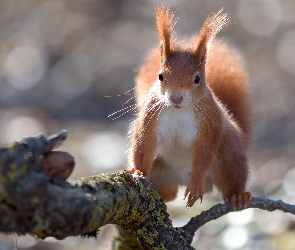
[227,209,254,226]
[4,41,47,90]
[238,0,282,36]
[3,115,46,143]
[82,131,125,171]
[222,226,249,249]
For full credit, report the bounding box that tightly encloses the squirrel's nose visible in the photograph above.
[170,94,183,105]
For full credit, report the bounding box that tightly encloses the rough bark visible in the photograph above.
[0,131,192,249]
[0,131,295,250]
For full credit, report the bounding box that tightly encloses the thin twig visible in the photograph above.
[180,197,295,242]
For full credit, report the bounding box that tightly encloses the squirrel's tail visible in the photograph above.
[207,40,251,148]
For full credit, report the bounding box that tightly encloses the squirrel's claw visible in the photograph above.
[184,181,204,208]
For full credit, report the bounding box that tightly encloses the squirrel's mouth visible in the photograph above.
[173,104,182,109]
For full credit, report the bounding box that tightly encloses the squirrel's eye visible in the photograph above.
[159,73,164,82]
[194,74,201,84]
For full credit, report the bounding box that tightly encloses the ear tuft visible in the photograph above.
[155,4,176,63]
[195,9,230,63]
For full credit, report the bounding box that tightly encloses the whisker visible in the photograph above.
[146,100,162,114]
[155,103,165,124]
[123,87,136,94]
[104,94,133,98]
[104,87,136,98]
[109,105,137,121]
[143,103,163,132]
[108,104,137,118]
[122,96,135,106]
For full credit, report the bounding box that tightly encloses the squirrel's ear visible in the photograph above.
[155,4,175,64]
[195,9,229,65]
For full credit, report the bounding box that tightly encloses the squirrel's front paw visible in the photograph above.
[184,181,204,209]
[224,192,252,210]
[127,168,144,177]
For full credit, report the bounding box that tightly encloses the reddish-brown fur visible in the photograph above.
[128,5,251,209]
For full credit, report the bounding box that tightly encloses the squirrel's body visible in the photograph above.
[156,105,197,181]
[128,6,251,209]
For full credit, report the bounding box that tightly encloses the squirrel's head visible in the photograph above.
[155,5,229,109]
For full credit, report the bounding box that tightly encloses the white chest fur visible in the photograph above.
[157,107,197,147]
[156,107,197,184]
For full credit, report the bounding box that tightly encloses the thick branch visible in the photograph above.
[0,132,193,249]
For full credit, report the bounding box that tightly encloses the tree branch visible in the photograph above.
[181,197,295,240]
[0,131,294,250]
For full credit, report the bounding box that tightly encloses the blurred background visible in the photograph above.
[0,0,294,249]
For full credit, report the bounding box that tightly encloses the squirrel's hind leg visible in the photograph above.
[150,157,179,202]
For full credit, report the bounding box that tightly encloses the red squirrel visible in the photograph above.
[128,5,252,209]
